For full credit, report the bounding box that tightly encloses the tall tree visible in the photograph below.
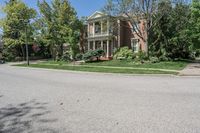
[38,0,79,60]
[150,1,192,59]
[104,0,191,56]
[190,0,200,49]
[0,0,36,60]
[149,0,172,58]
[104,0,164,55]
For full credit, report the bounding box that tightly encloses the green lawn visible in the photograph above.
[15,63,178,75]
[14,59,189,75]
[39,60,188,70]
[83,60,188,70]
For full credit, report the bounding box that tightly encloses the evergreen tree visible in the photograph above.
[150,1,192,59]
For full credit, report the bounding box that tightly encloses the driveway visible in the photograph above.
[0,64,200,133]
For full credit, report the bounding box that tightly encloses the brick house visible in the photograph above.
[83,11,147,59]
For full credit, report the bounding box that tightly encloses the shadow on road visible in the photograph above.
[0,100,61,133]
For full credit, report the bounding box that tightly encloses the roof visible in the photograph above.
[87,11,108,20]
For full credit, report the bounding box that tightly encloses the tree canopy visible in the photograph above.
[37,0,80,60]
[0,0,36,60]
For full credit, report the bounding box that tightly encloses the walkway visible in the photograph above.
[179,59,200,76]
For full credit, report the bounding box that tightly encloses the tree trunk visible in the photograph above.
[50,44,56,61]
[60,44,63,56]
[146,27,150,57]
[20,45,25,61]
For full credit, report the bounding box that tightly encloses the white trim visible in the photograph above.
[131,38,140,53]
[107,40,109,57]
[88,11,106,20]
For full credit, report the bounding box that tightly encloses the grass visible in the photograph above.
[15,63,178,75]
[14,59,189,75]
[83,60,188,70]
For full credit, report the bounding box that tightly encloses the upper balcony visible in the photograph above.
[87,11,113,38]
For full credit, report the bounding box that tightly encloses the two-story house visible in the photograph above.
[84,11,146,59]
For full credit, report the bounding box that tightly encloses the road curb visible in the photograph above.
[12,65,177,77]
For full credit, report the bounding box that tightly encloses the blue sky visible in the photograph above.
[0,0,107,18]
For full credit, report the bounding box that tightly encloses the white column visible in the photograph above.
[93,23,95,37]
[107,40,109,57]
[101,21,103,35]
[111,40,113,56]
[88,23,90,37]
[117,19,120,48]
[101,40,103,49]
[93,41,96,50]
[88,41,90,51]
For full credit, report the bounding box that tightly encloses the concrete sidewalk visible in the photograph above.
[179,60,200,76]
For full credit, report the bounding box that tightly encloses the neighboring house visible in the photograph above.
[84,11,146,59]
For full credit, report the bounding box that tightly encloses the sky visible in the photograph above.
[0,0,107,18]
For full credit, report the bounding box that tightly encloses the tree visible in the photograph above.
[37,0,79,60]
[0,0,36,60]
[190,0,200,49]
[104,0,165,56]
[149,0,172,58]
[150,1,192,59]
[104,0,192,57]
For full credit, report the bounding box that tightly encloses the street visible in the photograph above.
[0,64,200,133]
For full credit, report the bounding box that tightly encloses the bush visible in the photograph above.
[83,50,93,61]
[159,55,170,61]
[136,51,148,61]
[150,57,160,63]
[75,53,83,61]
[114,47,134,60]
[195,49,200,57]
[2,47,15,61]
[61,51,71,62]
[83,49,105,62]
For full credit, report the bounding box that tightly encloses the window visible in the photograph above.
[131,39,140,53]
[102,21,107,33]
[95,22,101,34]
[89,23,93,36]
[132,23,140,32]
[109,22,113,33]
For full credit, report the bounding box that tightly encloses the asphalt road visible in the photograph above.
[0,64,200,133]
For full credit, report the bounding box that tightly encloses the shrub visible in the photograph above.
[75,53,83,61]
[83,49,105,62]
[195,49,200,57]
[150,57,160,63]
[136,51,148,61]
[2,47,15,61]
[61,51,71,62]
[83,50,93,61]
[114,47,134,60]
[159,55,170,61]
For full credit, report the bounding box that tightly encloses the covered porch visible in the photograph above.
[87,39,114,58]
